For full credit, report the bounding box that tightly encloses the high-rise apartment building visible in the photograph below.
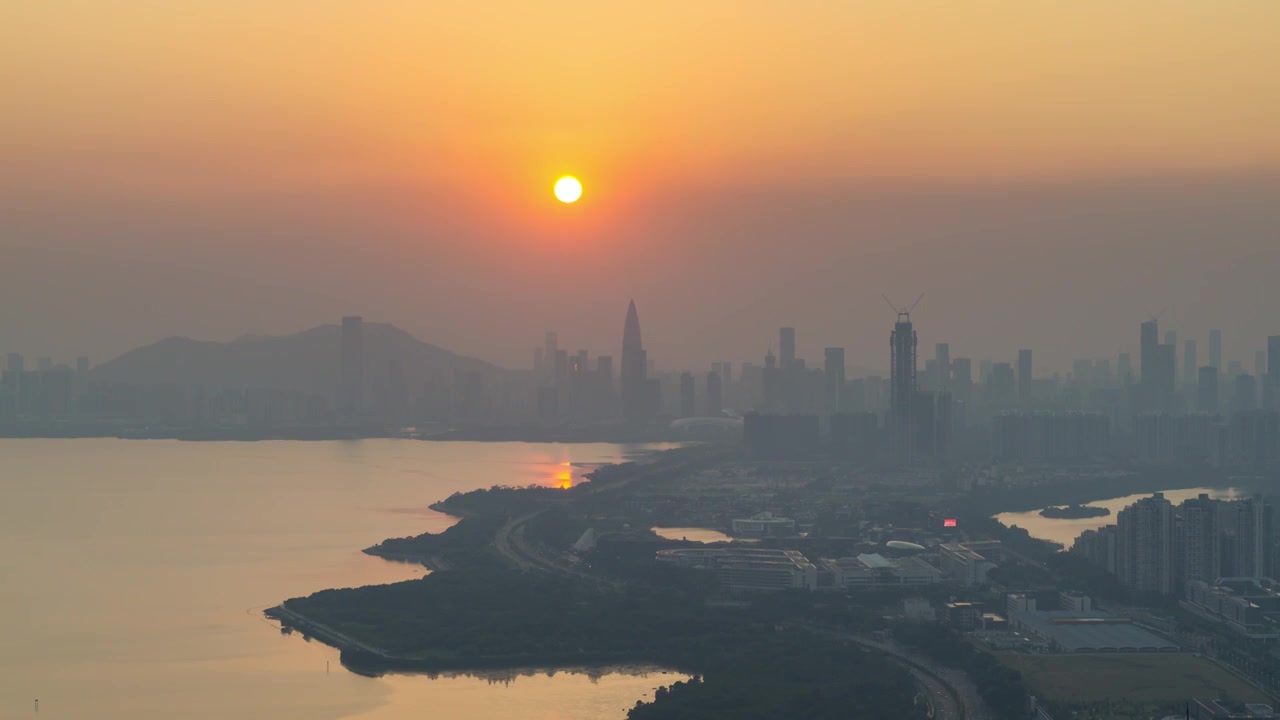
[1116,493,1175,595]
[1179,494,1220,584]
[1225,496,1270,578]
[1209,330,1222,376]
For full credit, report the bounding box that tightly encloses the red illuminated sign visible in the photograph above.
[943,518,958,528]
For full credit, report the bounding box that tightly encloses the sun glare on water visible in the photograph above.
[554,176,582,203]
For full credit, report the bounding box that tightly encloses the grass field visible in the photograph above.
[996,653,1273,706]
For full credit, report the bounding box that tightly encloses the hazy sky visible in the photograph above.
[3,2,1279,374]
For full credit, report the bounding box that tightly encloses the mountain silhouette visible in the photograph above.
[91,323,500,396]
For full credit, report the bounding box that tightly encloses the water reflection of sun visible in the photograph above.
[554,462,573,489]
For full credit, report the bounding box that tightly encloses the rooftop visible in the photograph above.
[1013,611,1178,653]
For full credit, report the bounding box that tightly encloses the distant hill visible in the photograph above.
[92,323,501,395]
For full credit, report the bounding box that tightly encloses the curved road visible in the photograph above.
[494,451,710,576]
[792,625,990,720]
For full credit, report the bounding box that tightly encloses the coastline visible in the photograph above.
[0,423,679,443]
[965,466,1249,517]
[270,444,699,673]
[266,598,689,677]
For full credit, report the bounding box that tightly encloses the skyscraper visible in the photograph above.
[1235,374,1257,413]
[533,346,544,373]
[779,327,796,371]
[1141,320,1159,384]
[1017,349,1032,401]
[1183,340,1197,388]
[1197,366,1219,414]
[935,343,951,393]
[620,300,651,421]
[706,370,722,417]
[5,353,22,372]
[951,358,973,404]
[596,355,615,417]
[544,331,558,361]
[339,316,364,416]
[824,347,845,414]
[1257,350,1267,381]
[75,356,89,375]
[1073,359,1093,389]
[1153,343,1176,411]
[986,363,1016,408]
[1209,330,1222,376]
[1268,336,1280,410]
[1117,352,1133,384]
[1093,359,1112,388]
[890,312,917,465]
[1165,330,1178,382]
[679,372,695,418]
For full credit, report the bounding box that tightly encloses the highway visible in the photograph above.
[494,449,711,576]
[792,625,990,720]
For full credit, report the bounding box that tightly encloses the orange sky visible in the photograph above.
[3,2,1280,370]
[8,2,1280,194]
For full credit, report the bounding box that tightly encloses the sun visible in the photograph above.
[554,175,582,204]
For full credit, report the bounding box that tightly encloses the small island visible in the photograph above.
[1039,504,1110,519]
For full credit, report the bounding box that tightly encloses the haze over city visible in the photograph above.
[5,2,1280,372]
[6,5,1280,720]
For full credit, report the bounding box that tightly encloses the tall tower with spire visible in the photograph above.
[620,300,650,420]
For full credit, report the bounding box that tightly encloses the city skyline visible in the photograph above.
[2,303,1280,392]
[8,5,1280,719]
[5,5,1280,373]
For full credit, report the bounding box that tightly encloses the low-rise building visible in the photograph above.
[655,547,817,592]
[1183,577,1280,640]
[902,597,936,622]
[944,601,982,630]
[818,553,941,590]
[1007,593,1037,615]
[731,512,796,538]
[1058,591,1092,613]
[1009,610,1179,653]
[939,543,997,586]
